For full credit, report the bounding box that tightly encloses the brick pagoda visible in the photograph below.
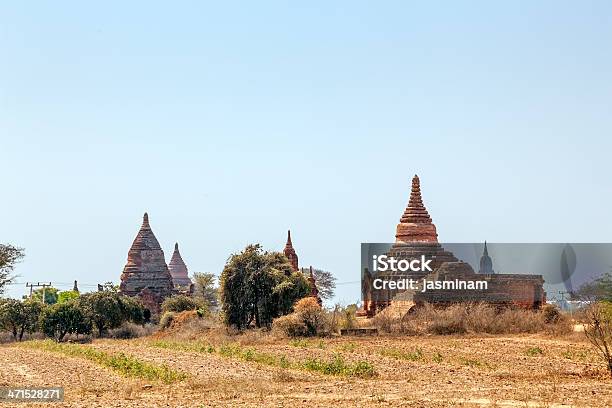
[361,175,546,317]
[119,213,174,313]
[283,230,299,272]
[168,242,193,288]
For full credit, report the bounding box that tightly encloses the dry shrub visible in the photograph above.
[371,310,395,334]
[0,331,15,344]
[326,304,358,334]
[583,302,612,378]
[464,303,497,332]
[154,310,219,341]
[294,298,327,335]
[273,314,307,338]
[273,297,329,338]
[494,308,544,333]
[427,304,468,335]
[371,302,572,335]
[107,322,155,339]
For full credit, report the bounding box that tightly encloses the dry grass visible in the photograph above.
[373,302,573,336]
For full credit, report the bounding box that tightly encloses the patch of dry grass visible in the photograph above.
[373,302,573,336]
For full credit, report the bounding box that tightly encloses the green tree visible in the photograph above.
[32,287,59,305]
[0,299,23,339]
[79,292,146,336]
[119,295,146,325]
[79,292,120,337]
[0,244,24,295]
[220,244,310,329]
[0,299,42,341]
[161,295,206,314]
[192,272,219,309]
[57,290,79,304]
[40,301,91,342]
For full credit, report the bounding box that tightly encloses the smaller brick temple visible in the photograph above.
[282,230,321,304]
[168,242,193,288]
[283,230,299,272]
[119,213,174,314]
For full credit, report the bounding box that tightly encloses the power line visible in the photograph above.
[25,282,52,304]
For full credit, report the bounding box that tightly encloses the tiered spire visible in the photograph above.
[168,243,192,287]
[395,175,439,243]
[283,230,299,272]
[119,212,174,303]
[400,175,433,224]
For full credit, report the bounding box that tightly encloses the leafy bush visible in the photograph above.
[57,290,79,304]
[192,272,219,309]
[159,312,175,329]
[78,292,146,337]
[40,301,92,342]
[161,295,205,314]
[220,245,310,329]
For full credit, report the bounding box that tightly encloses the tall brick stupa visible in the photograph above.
[119,213,174,311]
[168,242,193,288]
[283,230,299,272]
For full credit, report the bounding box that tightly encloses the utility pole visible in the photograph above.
[25,282,53,304]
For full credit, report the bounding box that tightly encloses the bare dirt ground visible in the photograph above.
[1,333,611,407]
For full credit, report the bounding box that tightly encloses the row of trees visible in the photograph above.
[0,291,147,342]
[2,240,337,335]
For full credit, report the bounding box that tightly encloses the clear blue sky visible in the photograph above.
[1,2,611,304]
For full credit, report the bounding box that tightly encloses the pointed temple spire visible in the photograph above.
[395,175,439,243]
[168,242,192,287]
[119,213,174,313]
[283,230,299,272]
[479,241,495,274]
[142,212,150,229]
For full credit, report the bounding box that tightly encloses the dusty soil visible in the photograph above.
[0,333,610,407]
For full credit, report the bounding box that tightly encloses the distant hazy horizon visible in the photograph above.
[2,2,611,304]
